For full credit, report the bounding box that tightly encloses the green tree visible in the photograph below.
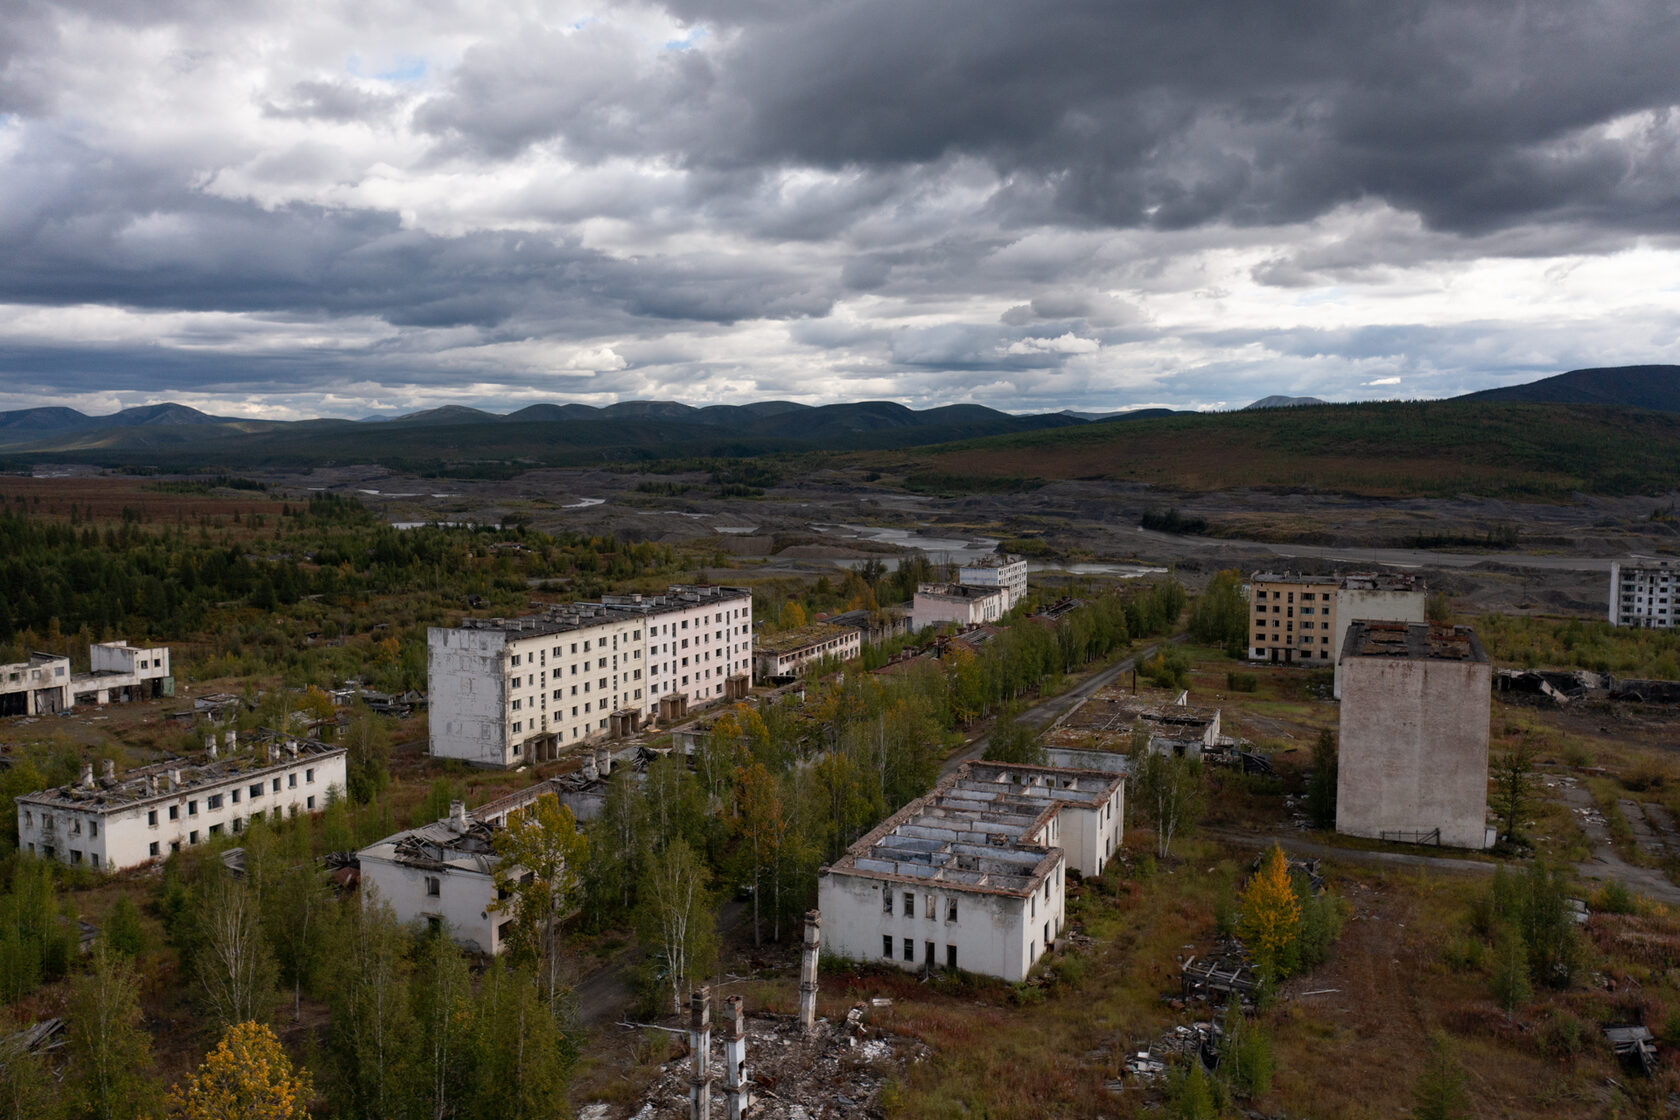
[982,707,1046,765]
[635,838,716,1016]
[731,763,786,947]
[466,961,572,1120]
[1306,729,1337,830]
[0,1010,62,1120]
[321,897,413,1120]
[341,713,391,805]
[1189,570,1249,657]
[1410,1031,1471,1120]
[104,894,146,958]
[1489,926,1531,1020]
[490,793,588,1011]
[67,940,157,1120]
[1494,739,1535,845]
[411,928,475,1120]
[1170,1059,1217,1120]
[194,877,279,1028]
[1131,747,1203,859]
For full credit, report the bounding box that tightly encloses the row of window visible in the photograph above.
[883,936,959,969]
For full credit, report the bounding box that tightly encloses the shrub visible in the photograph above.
[1225,671,1258,693]
[1590,880,1641,915]
[1538,1010,1587,1059]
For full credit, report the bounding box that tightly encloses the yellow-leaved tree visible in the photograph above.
[1237,844,1302,986]
[166,1021,313,1120]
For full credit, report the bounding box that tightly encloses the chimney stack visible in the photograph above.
[448,800,469,833]
[225,729,237,753]
[168,768,182,791]
[205,733,217,756]
[596,746,612,777]
[689,987,712,1120]
[722,994,749,1120]
[799,910,822,1033]
[79,762,95,789]
[101,759,116,781]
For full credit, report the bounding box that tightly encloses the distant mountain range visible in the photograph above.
[0,364,1674,472]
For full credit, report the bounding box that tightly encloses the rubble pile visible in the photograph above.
[604,1009,926,1120]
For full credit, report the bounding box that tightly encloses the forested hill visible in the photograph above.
[886,399,1680,499]
[1456,365,1680,410]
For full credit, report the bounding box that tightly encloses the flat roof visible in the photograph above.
[1341,621,1487,664]
[823,761,1122,897]
[916,583,1004,601]
[16,737,344,813]
[1339,572,1424,592]
[447,584,751,639]
[755,622,857,655]
[959,554,1024,569]
[1248,571,1338,585]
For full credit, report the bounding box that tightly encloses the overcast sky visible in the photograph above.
[2,0,1677,419]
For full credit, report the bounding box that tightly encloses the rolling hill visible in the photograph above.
[1456,365,1680,410]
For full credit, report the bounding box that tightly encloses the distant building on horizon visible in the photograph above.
[1244,571,1424,685]
[958,553,1029,611]
[1609,557,1679,629]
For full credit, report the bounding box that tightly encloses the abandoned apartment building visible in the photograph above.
[359,767,619,953]
[1337,621,1493,850]
[910,582,1007,632]
[0,640,172,717]
[1245,571,1425,680]
[817,760,1125,981]
[1040,683,1223,771]
[957,552,1030,610]
[751,622,862,683]
[428,584,752,768]
[1609,556,1680,629]
[14,735,347,871]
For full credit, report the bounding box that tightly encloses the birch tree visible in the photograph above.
[636,839,715,1015]
[490,793,587,1012]
[323,895,412,1120]
[195,877,278,1028]
[731,763,784,946]
[68,939,156,1120]
[1130,744,1204,859]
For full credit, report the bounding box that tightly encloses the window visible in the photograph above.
[427,876,441,897]
[207,795,222,810]
[883,892,893,915]
[189,830,199,845]
[188,801,198,816]
[289,774,297,788]
[947,944,957,970]
[904,891,914,914]
[902,938,914,962]
[947,899,958,922]
[306,768,315,783]
[231,789,241,804]
[169,805,179,821]
[251,783,263,799]
[232,817,243,833]
[147,809,158,827]
[273,778,281,792]
[306,796,316,810]
[209,823,222,836]
[883,935,894,958]
[511,654,521,667]
[149,841,160,858]
[926,940,935,964]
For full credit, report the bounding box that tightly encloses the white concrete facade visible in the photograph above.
[359,801,506,954]
[0,653,71,716]
[817,761,1123,982]
[15,739,346,872]
[76,641,173,705]
[1337,622,1492,850]
[958,555,1029,611]
[429,585,752,768]
[910,583,1006,632]
[752,623,862,682]
[1333,578,1427,698]
[1610,558,1680,629]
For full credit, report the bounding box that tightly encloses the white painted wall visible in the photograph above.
[429,628,511,766]
[817,861,1066,982]
[959,558,1029,610]
[360,855,503,954]
[16,750,347,872]
[910,585,1005,632]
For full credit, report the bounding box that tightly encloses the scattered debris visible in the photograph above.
[1604,1024,1658,1076]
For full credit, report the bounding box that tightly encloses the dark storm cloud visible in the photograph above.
[419,0,1680,239]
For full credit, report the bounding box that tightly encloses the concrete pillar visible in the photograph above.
[799,910,821,1033]
[205,733,217,757]
[79,762,95,790]
[689,986,712,1120]
[596,746,612,776]
[581,754,598,782]
[722,994,749,1120]
[225,729,237,753]
[101,759,115,781]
